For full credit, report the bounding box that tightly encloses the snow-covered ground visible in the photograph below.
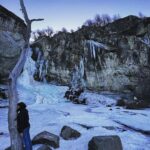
[0,81,150,150]
[0,50,150,150]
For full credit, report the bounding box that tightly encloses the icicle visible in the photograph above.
[86,40,109,59]
[92,45,96,59]
[39,59,44,79]
[45,60,48,75]
[80,57,84,77]
[37,50,42,63]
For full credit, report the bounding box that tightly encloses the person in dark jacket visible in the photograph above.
[17,102,32,150]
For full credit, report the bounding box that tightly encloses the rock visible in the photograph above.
[116,99,126,107]
[60,126,81,140]
[116,107,120,109]
[72,98,87,105]
[106,105,111,107]
[64,90,72,99]
[64,87,86,105]
[88,135,123,150]
[126,100,149,109]
[76,123,95,130]
[32,15,150,102]
[102,126,126,132]
[0,5,26,83]
[0,88,8,99]
[32,131,59,148]
[37,145,52,150]
[5,147,11,150]
[105,15,141,34]
[69,95,74,100]
[74,88,84,97]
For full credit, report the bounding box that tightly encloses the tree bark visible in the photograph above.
[8,48,28,150]
[8,0,44,149]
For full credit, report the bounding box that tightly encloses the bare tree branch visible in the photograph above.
[31,18,44,22]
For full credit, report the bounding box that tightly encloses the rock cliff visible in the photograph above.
[0,5,26,83]
[32,15,150,101]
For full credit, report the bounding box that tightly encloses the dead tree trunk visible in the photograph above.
[8,0,43,149]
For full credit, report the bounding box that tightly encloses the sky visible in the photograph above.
[0,0,150,32]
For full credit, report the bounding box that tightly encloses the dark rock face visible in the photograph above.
[33,16,150,102]
[32,131,59,148]
[60,126,81,140]
[0,5,26,83]
[88,135,123,150]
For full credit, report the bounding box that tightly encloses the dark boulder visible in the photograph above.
[72,98,87,105]
[116,99,126,107]
[88,135,123,150]
[60,126,81,140]
[126,100,149,109]
[32,131,59,148]
[64,90,73,99]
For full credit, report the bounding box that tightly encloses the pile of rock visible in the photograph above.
[5,125,123,150]
[64,88,86,104]
[31,125,123,150]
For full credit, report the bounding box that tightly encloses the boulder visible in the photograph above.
[116,99,126,107]
[60,126,81,140]
[126,100,149,109]
[88,135,123,150]
[37,145,52,150]
[72,98,87,105]
[32,131,59,148]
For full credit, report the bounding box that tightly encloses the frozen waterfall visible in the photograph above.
[17,48,36,88]
[17,48,67,104]
[71,57,86,90]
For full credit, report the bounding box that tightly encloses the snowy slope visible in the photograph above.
[0,49,150,150]
[0,83,150,150]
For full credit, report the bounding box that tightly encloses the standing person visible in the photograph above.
[17,102,32,150]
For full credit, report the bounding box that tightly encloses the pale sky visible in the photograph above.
[0,0,150,32]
